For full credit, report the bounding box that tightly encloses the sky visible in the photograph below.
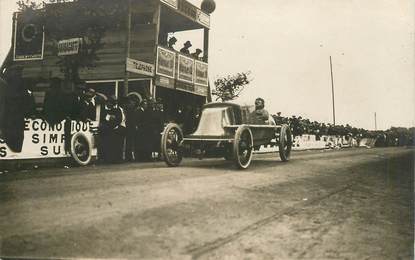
[1,0,414,130]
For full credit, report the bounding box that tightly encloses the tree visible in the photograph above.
[211,71,251,102]
[46,0,127,82]
[16,0,42,11]
[17,0,127,83]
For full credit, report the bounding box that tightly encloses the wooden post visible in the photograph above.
[123,0,132,97]
[330,56,336,125]
[152,3,161,99]
[203,28,209,62]
[204,28,212,102]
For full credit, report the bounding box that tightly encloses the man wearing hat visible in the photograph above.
[168,36,177,50]
[80,88,97,121]
[180,41,192,55]
[191,48,203,60]
[273,111,283,125]
[100,96,125,163]
[124,94,141,161]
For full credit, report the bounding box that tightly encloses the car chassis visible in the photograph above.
[160,102,293,169]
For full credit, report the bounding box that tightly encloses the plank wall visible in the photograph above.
[19,0,158,82]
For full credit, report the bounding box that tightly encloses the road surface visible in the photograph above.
[0,147,413,259]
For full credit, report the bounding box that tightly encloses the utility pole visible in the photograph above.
[329,56,336,125]
[374,112,377,130]
[122,0,132,161]
[123,0,132,97]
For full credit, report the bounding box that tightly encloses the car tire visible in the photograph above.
[161,123,183,167]
[233,125,253,169]
[278,124,292,162]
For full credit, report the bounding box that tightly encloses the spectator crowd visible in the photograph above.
[272,113,415,147]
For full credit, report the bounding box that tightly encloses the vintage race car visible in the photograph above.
[160,102,293,169]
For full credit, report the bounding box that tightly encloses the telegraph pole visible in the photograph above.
[374,112,377,130]
[123,0,132,97]
[329,56,336,125]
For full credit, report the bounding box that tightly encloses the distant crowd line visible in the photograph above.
[271,113,415,147]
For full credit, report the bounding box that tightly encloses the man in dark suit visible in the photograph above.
[180,41,192,55]
[80,88,97,122]
[168,36,177,50]
[125,95,141,161]
[135,98,153,161]
[191,48,203,60]
[100,96,125,163]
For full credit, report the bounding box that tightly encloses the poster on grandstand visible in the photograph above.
[13,12,44,61]
[194,84,208,96]
[196,9,210,28]
[178,54,194,84]
[126,58,155,77]
[156,47,176,79]
[195,60,208,86]
[57,38,82,56]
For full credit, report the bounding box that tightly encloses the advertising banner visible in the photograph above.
[13,12,44,61]
[196,9,210,28]
[176,81,195,93]
[58,38,82,56]
[156,47,176,79]
[156,75,175,89]
[194,84,208,96]
[178,54,194,84]
[195,60,208,86]
[0,119,94,160]
[126,58,155,76]
[177,0,209,28]
[178,0,197,20]
[161,0,178,9]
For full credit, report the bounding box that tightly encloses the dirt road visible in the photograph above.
[0,147,413,259]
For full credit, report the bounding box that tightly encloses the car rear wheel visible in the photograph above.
[161,123,183,167]
[278,124,292,162]
[233,125,253,169]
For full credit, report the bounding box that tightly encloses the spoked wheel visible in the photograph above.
[70,132,92,166]
[233,125,253,169]
[161,123,183,167]
[278,124,292,162]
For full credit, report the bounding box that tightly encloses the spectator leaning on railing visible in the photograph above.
[270,112,414,147]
